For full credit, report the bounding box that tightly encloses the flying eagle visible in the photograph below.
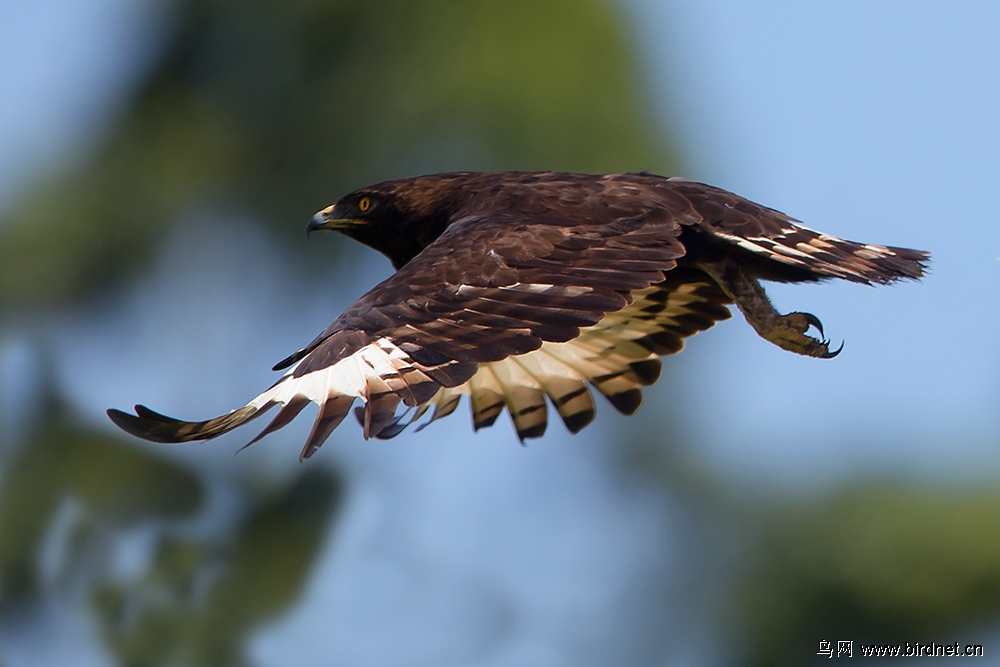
[108,172,927,459]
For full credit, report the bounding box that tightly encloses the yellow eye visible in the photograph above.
[358,196,371,212]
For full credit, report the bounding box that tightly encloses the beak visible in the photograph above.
[306,206,363,237]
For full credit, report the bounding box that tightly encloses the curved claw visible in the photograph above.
[821,340,845,359]
[801,312,825,338]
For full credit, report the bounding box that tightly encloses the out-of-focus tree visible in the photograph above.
[0,0,671,310]
[91,467,339,666]
[738,483,1000,666]
[0,405,203,604]
[0,401,341,666]
[623,420,1000,665]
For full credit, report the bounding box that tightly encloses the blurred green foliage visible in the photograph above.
[0,0,670,309]
[0,403,340,667]
[0,408,203,604]
[626,421,1000,665]
[92,469,338,667]
[740,483,1000,666]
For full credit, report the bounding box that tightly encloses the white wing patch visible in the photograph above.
[244,338,438,459]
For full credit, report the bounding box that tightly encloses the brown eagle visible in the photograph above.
[108,172,928,459]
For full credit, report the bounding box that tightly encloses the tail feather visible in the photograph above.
[719,223,930,285]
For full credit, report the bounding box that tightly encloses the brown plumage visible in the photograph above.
[108,171,928,459]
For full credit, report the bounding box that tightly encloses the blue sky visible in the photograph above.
[0,0,163,205]
[626,0,1000,482]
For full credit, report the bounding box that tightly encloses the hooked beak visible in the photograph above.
[306,206,364,237]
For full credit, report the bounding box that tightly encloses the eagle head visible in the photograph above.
[307,173,482,269]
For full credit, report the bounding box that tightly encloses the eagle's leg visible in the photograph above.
[698,258,842,359]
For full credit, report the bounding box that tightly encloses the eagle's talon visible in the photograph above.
[758,311,843,358]
[821,341,845,359]
[801,312,825,337]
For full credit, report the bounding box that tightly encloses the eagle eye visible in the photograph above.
[358,196,371,212]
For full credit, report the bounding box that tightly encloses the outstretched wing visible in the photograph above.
[386,267,729,442]
[108,208,735,457]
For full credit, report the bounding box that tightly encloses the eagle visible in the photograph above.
[108,171,928,459]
